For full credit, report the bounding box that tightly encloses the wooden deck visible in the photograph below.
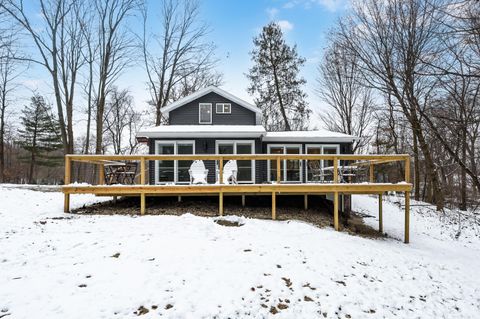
[62,154,413,243]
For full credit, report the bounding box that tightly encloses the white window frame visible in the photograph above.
[154,140,195,184]
[199,103,212,124]
[267,144,303,183]
[215,140,255,183]
[216,103,231,114]
[305,144,340,183]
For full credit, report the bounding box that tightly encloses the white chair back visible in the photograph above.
[222,160,238,184]
[189,160,209,184]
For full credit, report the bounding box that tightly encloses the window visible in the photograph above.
[155,141,195,184]
[267,145,302,183]
[199,103,212,124]
[216,140,254,183]
[216,103,231,114]
[305,144,340,182]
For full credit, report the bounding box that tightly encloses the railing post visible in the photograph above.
[404,155,411,183]
[64,155,71,213]
[98,164,105,185]
[369,163,374,183]
[140,156,145,185]
[276,156,281,183]
[333,156,338,183]
[219,157,224,184]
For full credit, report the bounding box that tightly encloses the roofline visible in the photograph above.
[161,86,262,116]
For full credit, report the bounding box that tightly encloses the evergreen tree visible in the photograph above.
[247,22,311,131]
[18,94,63,183]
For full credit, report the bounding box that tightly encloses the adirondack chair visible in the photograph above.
[219,160,238,184]
[188,160,209,184]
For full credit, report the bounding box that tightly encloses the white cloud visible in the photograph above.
[266,7,279,20]
[277,20,294,32]
[315,0,346,12]
[283,0,348,12]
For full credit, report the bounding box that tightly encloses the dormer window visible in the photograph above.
[216,103,231,114]
[199,103,212,124]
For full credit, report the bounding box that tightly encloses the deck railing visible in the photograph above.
[63,154,412,243]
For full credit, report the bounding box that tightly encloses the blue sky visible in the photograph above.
[19,0,349,128]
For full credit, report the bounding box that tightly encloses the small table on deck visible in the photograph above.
[104,162,138,185]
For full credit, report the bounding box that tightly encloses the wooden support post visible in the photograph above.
[369,163,374,183]
[404,155,410,243]
[276,157,281,183]
[98,164,105,185]
[241,195,245,207]
[113,196,117,204]
[379,193,383,233]
[64,156,71,213]
[140,193,146,215]
[304,194,308,210]
[178,196,182,202]
[272,192,276,220]
[140,157,146,185]
[404,191,410,243]
[333,192,339,231]
[333,157,338,183]
[219,157,224,184]
[219,192,224,216]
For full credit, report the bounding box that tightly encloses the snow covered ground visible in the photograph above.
[1,185,479,318]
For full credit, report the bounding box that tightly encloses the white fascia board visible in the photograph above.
[261,136,357,143]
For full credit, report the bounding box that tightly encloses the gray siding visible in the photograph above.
[148,138,353,185]
[169,92,256,125]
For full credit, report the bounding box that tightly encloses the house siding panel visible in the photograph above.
[169,92,256,125]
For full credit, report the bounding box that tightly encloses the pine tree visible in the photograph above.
[18,94,63,183]
[247,22,311,131]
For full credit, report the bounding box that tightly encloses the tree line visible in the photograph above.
[316,0,480,211]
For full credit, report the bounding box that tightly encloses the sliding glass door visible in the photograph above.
[306,145,339,182]
[268,145,302,183]
[155,141,195,184]
[216,140,254,183]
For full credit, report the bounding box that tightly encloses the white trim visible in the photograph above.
[154,140,195,184]
[137,125,266,139]
[215,140,255,183]
[305,144,340,183]
[198,103,212,124]
[267,144,303,183]
[161,86,262,124]
[216,103,231,114]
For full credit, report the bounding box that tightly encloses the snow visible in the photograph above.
[262,130,358,142]
[1,185,479,318]
[136,125,266,138]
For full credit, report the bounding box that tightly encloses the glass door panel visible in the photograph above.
[157,143,175,183]
[285,147,301,182]
[177,143,194,183]
[237,143,253,182]
[323,147,338,182]
[306,147,321,182]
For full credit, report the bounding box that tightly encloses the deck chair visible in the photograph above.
[220,160,238,184]
[189,160,209,184]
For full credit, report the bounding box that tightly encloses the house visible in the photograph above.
[62,86,412,242]
[136,86,358,186]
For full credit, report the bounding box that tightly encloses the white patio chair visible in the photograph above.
[219,160,238,184]
[188,160,209,184]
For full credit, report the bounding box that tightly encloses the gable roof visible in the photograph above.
[161,86,262,123]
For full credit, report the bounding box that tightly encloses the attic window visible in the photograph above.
[216,103,231,114]
[199,103,212,124]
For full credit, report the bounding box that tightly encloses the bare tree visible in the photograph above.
[316,39,373,153]
[142,0,220,125]
[337,0,446,209]
[93,0,142,154]
[103,87,141,154]
[0,33,21,182]
[0,0,83,154]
